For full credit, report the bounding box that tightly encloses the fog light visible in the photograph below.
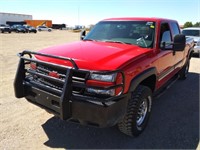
[86,88,115,96]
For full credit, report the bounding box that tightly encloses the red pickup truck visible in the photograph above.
[14,17,194,136]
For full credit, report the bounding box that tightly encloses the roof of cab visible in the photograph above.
[102,17,177,23]
[182,27,200,30]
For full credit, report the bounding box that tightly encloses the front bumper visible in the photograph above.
[24,84,128,127]
[14,50,127,127]
[193,45,200,53]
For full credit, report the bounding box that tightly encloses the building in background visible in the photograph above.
[0,12,32,25]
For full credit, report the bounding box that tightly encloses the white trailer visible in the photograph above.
[0,12,32,24]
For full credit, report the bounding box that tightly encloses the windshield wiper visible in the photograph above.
[136,37,147,47]
[102,40,132,45]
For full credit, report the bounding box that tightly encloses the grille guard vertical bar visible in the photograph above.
[14,58,26,98]
[60,69,73,120]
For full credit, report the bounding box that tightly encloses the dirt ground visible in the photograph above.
[0,31,81,149]
[0,31,199,149]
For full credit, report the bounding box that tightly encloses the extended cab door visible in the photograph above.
[156,22,176,87]
[169,21,184,70]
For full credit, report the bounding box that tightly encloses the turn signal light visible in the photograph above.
[86,80,115,87]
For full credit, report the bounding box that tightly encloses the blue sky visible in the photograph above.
[0,0,199,26]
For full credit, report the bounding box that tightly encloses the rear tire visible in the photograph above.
[118,85,152,136]
[179,59,190,80]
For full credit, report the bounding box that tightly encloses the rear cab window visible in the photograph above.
[182,29,200,37]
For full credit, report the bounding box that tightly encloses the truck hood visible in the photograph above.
[37,41,151,71]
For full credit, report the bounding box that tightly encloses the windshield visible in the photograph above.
[84,21,156,48]
[182,29,200,37]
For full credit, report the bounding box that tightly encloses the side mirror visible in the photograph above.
[80,30,86,40]
[173,34,186,51]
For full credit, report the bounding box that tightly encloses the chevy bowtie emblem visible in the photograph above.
[48,71,60,78]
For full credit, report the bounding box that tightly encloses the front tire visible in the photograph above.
[118,85,152,137]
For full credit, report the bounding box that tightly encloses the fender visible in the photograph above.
[188,47,194,60]
[182,47,194,68]
[129,67,157,92]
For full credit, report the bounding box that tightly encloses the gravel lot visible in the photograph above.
[0,31,199,149]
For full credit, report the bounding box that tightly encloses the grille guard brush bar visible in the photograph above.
[19,50,79,69]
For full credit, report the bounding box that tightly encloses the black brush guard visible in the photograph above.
[14,50,125,121]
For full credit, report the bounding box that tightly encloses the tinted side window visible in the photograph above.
[161,31,171,42]
[160,23,172,49]
[170,22,180,38]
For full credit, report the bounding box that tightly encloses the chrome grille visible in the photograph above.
[26,63,88,95]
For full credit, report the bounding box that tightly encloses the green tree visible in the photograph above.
[183,22,193,28]
[193,22,200,27]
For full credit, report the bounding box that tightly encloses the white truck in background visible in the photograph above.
[182,27,200,55]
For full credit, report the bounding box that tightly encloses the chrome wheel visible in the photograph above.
[136,98,148,126]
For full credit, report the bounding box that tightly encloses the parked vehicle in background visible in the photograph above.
[182,27,200,55]
[11,25,26,33]
[37,26,52,32]
[23,25,37,33]
[0,24,11,33]
[52,24,66,30]
[72,25,84,32]
[14,17,194,137]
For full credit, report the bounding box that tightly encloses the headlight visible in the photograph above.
[86,72,124,97]
[90,73,117,82]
